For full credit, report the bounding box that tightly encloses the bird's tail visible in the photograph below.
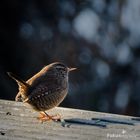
[7,72,28,88]
[7,72,30,102]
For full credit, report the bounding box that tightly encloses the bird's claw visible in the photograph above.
[37,112,61,122]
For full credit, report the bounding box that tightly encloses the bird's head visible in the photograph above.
[43,62,76,78]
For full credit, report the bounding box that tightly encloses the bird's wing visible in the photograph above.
[24,78,60,103]
[23,82,49,103]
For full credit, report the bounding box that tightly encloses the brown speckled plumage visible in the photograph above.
[8,62,76,121]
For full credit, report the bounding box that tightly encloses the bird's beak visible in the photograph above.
[68,67,77,72]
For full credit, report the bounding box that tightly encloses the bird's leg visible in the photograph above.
[37,112,50,121]
[37,111,61,122]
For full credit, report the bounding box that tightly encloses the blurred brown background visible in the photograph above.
[1,0,140,116]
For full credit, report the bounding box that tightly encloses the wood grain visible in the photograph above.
[0,99,140,140]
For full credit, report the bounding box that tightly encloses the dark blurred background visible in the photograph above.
[1,0,140,116]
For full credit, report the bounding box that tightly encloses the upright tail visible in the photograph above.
[7,72,28,88]
[7,72,29,102]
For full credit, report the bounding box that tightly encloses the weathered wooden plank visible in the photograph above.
[0,99,140,140]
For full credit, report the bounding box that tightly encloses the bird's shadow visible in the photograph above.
[60,117,140,128]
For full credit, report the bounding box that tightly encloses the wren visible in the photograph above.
[8,62,76,121]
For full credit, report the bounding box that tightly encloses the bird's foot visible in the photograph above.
[37,112,61,122]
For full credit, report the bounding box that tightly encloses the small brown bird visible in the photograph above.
[8,62,76,121]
